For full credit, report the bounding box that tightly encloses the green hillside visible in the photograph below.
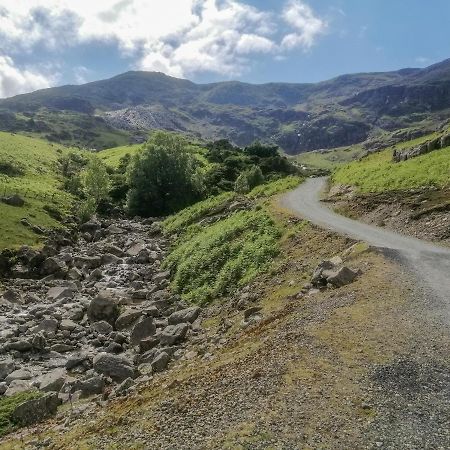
[332,142,450,192]
[99,144,142,167]
[0,132,75,248]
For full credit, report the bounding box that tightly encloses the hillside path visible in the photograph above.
[282,177,450,320]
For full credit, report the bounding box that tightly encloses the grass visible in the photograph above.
[164,208,281,304]
[332,145,450,192]
[163,191,236,236]
[0,391,42,437]
[0,132,75,249]
[98,144,142,168]
[247,175,303,198]
[294,145,366,171]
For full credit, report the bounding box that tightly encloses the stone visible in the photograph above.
[93,353,135,382]
[2,289,22,304]
[126,242,146,257]
[87,291,120,325]
[101,253,122,265]
[7,340,32,352]
[91,321,113,335]
[74,256,102,270]
[151,352,170,372]
[5,380,32,396]
[67,267,83,280]
[0,358,15,381]
[59,319,77,332]
[168,306,201,325]
[115,309,142,331]
[11,393,61,426]
[115,377,134,395]
[130,316,156,346]
[6,369,33,384]
[139,337,159,353]
[66,352,90,370]
[36,318,59,336]
[160,323,189,346]
[42,257,66,276]
[39,369,66,392]
[244,306,262,321]
[2,194,25,207]
[324,266,359,287]
[32,333,47,351]
[47,287,74,302]
[72,376,104,398]
[80,221,101,234]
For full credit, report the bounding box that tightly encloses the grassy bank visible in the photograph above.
[0,132,75,249]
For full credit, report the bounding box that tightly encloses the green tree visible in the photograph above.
[234,165,264,194]
[127,131,202,217]
[83,156,110,204]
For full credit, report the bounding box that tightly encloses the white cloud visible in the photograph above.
[0,0,326,80]
[0,56,51,98]
[281,0,327,50]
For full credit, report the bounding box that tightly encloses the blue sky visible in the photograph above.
[0,0,449,97]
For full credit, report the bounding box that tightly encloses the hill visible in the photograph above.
[0,132,74,249]
[2,59,450,153]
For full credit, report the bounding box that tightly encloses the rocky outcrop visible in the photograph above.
[392,133,450,162]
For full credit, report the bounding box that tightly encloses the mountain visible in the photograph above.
[1,59,450,152]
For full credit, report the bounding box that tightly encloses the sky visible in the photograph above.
[1,0,450,98]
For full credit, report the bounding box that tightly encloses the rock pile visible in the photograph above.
[0,218,202,425]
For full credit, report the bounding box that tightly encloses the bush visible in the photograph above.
[83,157,110,204]
[164,209,280,303]
[234,165,264,194]
[127,131,202,217]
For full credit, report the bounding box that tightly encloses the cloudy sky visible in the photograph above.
[0,0,449,98]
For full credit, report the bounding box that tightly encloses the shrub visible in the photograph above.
[234,165,264,194]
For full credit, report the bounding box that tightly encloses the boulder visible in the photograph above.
[2,194,25,207]
[66,351,90,370]
[0,358,15,381]
[160,323,189,346]
[93,353,135,382]
[5,380,32,396]
[42,257,66,276]
[72,376,104,398]
[80,221,101,234]
[87,291,120,325]
[74,256,102,270]
[5,369,33,384]
[2,289,22,304]
[7,340,33,352]
[130,316,156,346]
[115,309,142,331]
[47,286,74,302]
[11,393,61,426]
[91,321,113,335]
[39,369,66,393]
[168,307,201,325]
[139,337,159,354]
[323,266,359,287]
[151,352,170,373]
[36,318,59,336]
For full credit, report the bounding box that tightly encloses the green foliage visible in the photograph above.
[0,391,42,437]
[0,132,75,249]
[234,165,264,194]
[163,191,236,235]
[333,146,450,192]
[164,208,281,304]
[99,144,142,168]
[247,175,303,198]
[83,157,110,204]
[127,132,202,217]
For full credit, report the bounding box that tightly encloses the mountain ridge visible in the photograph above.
[1,59,450,152]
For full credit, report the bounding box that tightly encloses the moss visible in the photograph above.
[0,391,42,437]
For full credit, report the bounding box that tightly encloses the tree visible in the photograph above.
[127,131,202,217]
[83,156,110,204]
[234,165,264,194]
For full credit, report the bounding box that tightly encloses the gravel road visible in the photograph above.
[282,177,450,320]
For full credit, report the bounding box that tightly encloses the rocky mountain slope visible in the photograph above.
[2,59,450,152]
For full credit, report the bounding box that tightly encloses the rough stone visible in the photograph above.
[93,353,135,382]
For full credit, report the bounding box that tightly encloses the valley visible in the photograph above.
[0,61,449,450]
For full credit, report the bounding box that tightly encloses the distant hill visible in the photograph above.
[1,59,450,153]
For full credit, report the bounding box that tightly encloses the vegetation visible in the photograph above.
[163,191,236,236]
[333,146,450,192]
[234,166,264,194]
[99,144,141,168]
[127,132,203,217]
[0,132,75,249]
[247,175,302,198]
[0,391,42,437]
[164,208,281,304]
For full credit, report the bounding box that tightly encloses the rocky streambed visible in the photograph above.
[0,218,204,427]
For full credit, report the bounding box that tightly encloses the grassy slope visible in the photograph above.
[162,176,303,304]
[333,144,450,192]
[0,132,75,249]
[98,144,142,167]
[294,144,366,171]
